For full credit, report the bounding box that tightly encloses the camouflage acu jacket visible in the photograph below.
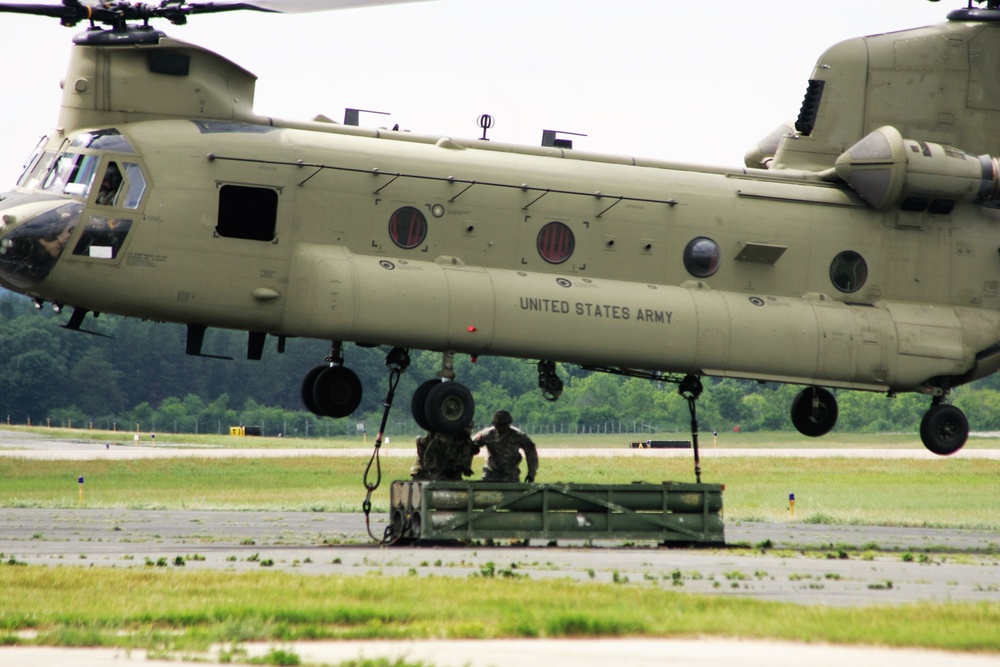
[475,426,539,482]
[410,431,480,481]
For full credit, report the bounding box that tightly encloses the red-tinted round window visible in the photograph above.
[388,206,427,249]
[537,221,575,264]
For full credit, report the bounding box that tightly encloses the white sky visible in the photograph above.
[0,1,955,186]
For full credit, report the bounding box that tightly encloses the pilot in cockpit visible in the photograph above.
[96,163,123,206]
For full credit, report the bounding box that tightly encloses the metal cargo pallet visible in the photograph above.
[388,480,724,545]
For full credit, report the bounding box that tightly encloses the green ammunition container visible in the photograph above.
[388,480,724,545]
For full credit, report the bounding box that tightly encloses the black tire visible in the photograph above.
[920,403,968,456]
[424,381,475,433]
[300,365,327,416]
[790,387,838,437]
[312,366,363,418]
[411,379,440,432]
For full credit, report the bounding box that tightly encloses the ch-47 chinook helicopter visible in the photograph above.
[2,0,1000,456]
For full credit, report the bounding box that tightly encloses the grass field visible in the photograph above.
[3,428,1000,659]
[1,568,999,654]
[3,454,999,528]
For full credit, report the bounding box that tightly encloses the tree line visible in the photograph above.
[3,292,1000,437]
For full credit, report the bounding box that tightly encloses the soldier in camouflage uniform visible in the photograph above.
[475,409,539,483]
[409,429,480,481]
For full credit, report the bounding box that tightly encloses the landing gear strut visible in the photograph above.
[790,386,838,437]
[920,397,968,456]
[679,374,704,484]
[538,360,563,401]
[301,341,363,418]
[410,350,475,434]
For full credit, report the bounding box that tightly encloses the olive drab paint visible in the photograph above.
[3,2,1000,456]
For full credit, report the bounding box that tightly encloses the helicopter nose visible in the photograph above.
[0,198,85,291]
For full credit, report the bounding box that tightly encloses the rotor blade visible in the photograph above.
[0,0,433,24]
[185,0,432,14]
[0,2,88,20]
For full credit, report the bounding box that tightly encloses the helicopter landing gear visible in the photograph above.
[301,341,363,418]
[538,360,564,401]
[790,386,838,437]
[410,351,475,434]
[920,398,968,456]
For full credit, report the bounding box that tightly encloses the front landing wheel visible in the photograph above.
[424,381,474,433]
[920,403,968,456]
[790,387,838,437]
[312,366,363,418]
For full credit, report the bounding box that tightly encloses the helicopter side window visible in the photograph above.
[93,161,148,209]
[537,221,575,264]
[120,163,147,209]
[829,250,868,293]
[72,214,134,260]
[216,184,278,242]
[96,162,124,206]
[683,236,721,278]
[388,206,428,249]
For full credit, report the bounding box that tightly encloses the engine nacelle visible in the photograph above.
[834,126,1000,212]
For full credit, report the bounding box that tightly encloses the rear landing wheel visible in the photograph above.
[920,403,968,456]
[790,387,838,437]
[410,379,441,432]
[300,365,327,417]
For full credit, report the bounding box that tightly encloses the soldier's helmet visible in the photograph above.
[492,410,513,426]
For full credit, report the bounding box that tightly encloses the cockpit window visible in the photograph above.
[16,137,50,188]
[94,161,147,209]
[120,163,147,209]
[70,128,135,154]
[72,214,134,260]
[0,201,85,289]
[41,153,100,198]
[96,163,124,206]
[17,150,56,190]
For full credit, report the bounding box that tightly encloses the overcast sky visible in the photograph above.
[0,1,956,186]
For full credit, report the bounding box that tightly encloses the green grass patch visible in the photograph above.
[3,455,999,529]
[0,567,997,652]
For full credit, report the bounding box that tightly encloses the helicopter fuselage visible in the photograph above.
[5,113,1000,392]
[2,21,1000,453]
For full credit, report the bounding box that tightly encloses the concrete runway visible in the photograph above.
[2,431,999,666]
[3,508,1000,607]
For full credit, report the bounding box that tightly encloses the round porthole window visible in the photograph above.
[683,236,721,278]
[537,221,575,264]
[388,206,427,249]
[830,250,868,293]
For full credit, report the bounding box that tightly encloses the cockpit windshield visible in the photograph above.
[20,130,137,199]
[40,153,100,198]
[0,200,85,290]
[70,128,136,153]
